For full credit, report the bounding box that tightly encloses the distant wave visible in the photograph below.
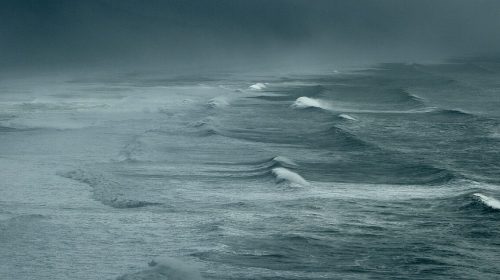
[206,96,229,109]
[190,117,220,136]
[290,94,428,114]
[0,125,31,132]
[338,113,357,121]
[116,257,203,280]
[205,156,303,183]
[291,97,329,110]
[427,108,474,118]
[403,165,457,185]
[2,117,90,130]
[318,126,373,149]
[245,156,299,171]
[472,193,500,210]
[249,82,267,90]
[60,169,161,209]
[401,91,426,107]
[272,167,309,186]
[106,199,161,209]
[272,156,298,167]
[4,214,46,223]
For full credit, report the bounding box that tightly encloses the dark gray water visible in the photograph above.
[1,59,500,279]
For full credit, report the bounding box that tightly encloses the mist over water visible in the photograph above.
[1,1,500,280]
[2,0,500,74]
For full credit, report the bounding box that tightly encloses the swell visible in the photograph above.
[206,153,456,186]
[0,126,33,132]
[189,111,461,186]
[279,154,458,185]
[189,117,220,137]
[317,125,375,150]
[206,156,309,186]
[247,85,327,102]
[196,117,378,152]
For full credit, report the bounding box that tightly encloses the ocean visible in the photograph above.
[1,58,499,279]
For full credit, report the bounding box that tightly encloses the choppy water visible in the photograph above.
[1,59,500,279]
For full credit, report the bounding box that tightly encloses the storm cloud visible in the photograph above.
[1,0,500,73]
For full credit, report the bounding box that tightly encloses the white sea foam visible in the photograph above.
[272,167,309,186]
[292,97,328,110]
[338,114,357,121]
[473,193,500,210]
[249,83,267,90]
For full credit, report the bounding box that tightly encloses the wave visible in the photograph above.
[2,117,90,130]
[272,167,309,186]
[427,108,475,118]
[272,156,298,167]
[0,125,32,132]
[287,87,427,114]
[206,96,229,108]
[205,156,302,183]
[116,258,203,280]
[249,82,267,90]
[106,199,161,209]
[318,126,373,149]
[60,169,161,209]
[397,164,457,185]
[472,193,500,210]
[291,97,329,110]
[243,156,299,172]
[190,118,220,136]
[338,113,357,121]
[400,91,426,107]
[4,214,46,224]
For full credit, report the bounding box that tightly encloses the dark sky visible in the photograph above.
[1,0,500,73]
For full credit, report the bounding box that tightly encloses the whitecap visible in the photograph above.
[338,114,357,121]
[272,167,309,186]
[249,83,267,90]
[291,97,328,110]
[473,193,500,210]
[272,156,298,167]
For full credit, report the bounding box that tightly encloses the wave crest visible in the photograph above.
[473,193,500,210]
[338,113,357,121]
[272,167,309,186]
[249,83,267,90]
[291,97,329,110]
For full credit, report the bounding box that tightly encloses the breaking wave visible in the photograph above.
[271,156,298,167]
[338,113,357,121]
[472,193,500,210]
[291,97,329,110]
[272,167,309,186]
[249,83,267,90]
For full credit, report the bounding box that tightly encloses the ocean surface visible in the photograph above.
[1,59,500,279]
